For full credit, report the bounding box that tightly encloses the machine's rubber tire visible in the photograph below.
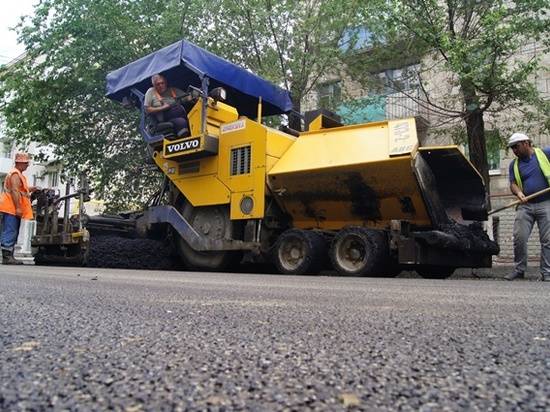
[416,265,455,279]
[175,203,241,271]
[330,227,389,277]
[273,229,327,275]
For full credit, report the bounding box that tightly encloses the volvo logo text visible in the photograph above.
[166,138,200,155]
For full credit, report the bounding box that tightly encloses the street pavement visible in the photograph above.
[0,266,549,411]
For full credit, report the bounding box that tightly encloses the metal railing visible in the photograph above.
[384,88,428,120]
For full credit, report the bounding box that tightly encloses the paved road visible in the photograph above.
[1,266,549,411]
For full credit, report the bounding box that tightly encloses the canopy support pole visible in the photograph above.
[182,61,209,136]
[200,76,209,135]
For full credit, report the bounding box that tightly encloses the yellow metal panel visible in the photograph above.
[172,175,230,206]
[267,117,431,228]
[266,155,280,173]
[269,157,431,229]
[154,152,179,176]
[268,120,401,176]
[265,127,296,158]
[219,118,267,219]
[308,115,323,132]
[230,191,266,220]
[420,145,463,151]
[187,99,239,136]
[155,150,219,178]
[153,152,230,207]
[177,156,219,177]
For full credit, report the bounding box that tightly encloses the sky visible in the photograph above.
[0,0,36,64]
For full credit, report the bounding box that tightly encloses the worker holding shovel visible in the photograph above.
[505,133,550,281]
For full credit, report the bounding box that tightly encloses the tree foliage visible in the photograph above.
[352,0,550,191]
[0,0,205,210]
[0,0,358,210]
[184,0,361,127]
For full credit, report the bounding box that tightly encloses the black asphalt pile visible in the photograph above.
[442,221,500,254]
[413,221,499,254]
[87,235,180,270]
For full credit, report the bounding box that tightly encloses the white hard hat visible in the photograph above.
[508,132,530,147]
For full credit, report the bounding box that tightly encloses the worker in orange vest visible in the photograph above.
[0,153,39,265]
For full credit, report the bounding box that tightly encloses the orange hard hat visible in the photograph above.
[14,152,31,163]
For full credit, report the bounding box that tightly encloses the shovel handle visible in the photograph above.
[488,186,550,215]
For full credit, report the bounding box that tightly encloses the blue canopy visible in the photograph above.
[106,40,294,117]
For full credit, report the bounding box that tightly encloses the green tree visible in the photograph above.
[0,0,207,210]
[352,0,550,192]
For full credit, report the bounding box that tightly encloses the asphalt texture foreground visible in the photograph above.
[1,266,549,411]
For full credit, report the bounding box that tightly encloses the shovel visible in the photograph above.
[487,186,550,215]
[461,186,550,221]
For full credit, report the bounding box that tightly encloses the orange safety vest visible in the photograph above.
[0,168,33,219]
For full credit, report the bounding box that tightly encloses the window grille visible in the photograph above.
[230,146,251,176]
[49,171,58,187]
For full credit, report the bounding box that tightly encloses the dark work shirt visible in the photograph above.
[509,147,550,202]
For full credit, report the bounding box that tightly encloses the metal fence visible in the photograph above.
[384,88,428,121]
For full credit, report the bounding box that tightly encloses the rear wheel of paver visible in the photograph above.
[330,227,388,276]
[273,229,327,275]
[416,265,455,279]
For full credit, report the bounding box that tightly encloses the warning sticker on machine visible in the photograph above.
[221,119,246,134]
[389,120,417,156]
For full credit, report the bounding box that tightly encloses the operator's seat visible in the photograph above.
[137,91,199,147]
[145,115,177,140]
[144,94,196,141]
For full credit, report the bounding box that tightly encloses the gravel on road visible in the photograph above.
[0,266,549,411]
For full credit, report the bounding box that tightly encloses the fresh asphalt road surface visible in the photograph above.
[1,266,549,411]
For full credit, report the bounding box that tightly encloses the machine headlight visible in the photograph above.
[240,196,254,214]
[209,87,227,102]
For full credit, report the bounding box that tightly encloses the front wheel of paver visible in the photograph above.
[273,229,327,275]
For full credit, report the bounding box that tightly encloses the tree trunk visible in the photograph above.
[464,108,491,205]
[288,97,302,131]
[460,78,491,208]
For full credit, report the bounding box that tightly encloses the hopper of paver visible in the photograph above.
[267,117,487,231]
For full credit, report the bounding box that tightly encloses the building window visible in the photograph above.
[318,81,342,111]
[486,130,502,174]
[0,141,11,158]
[373,64,420,95]
[49,171,59,187]
[339,27,375,51]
